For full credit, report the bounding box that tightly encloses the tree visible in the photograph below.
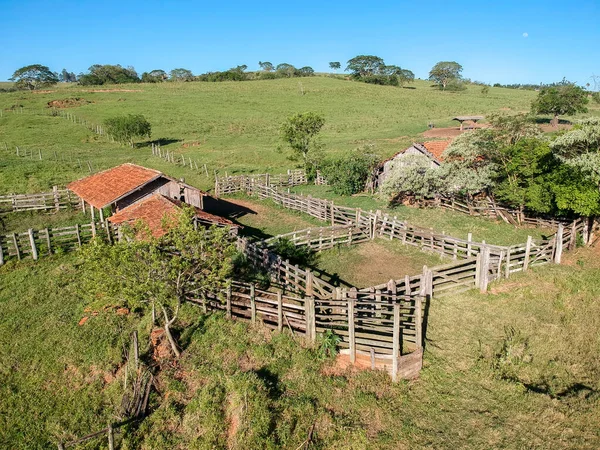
[169,68,194,82]
[104,114,152,147]
[280,112,325,171]
[141,69,168,83]
[10,64,58,90]
[329,62,341,72]
[80,209,236,358]
[258,61,274,72]
[531,81,589,127]
[320,149,378,195]
[276,63,296,78]
[428,61,463,90]
[380,154,444,201]
[297,66,315,77]
[59,68,77,83]
[440,129,498,199]
[78,64,140,85]
[345,55,385,77]
[398,69,415,86]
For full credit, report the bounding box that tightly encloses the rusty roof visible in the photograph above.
[422,140,452,161]
[109,193,237,238]
[67,163,163,209]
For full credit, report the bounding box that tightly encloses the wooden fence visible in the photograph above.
[426,196,574,230]
[195,278,424,381]
[0,221,115,265]
[0,187,81,214]
[214,170,307,196]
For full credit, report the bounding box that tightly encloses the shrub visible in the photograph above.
[320,149,378,195]
[103,114,151,147]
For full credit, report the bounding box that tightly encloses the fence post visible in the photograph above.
[277,290,283,332]
[583,218,589,246]
[415,296,423,349]
[475,251,482,287]
[306,296,316,342]
[330,201,335,226]
[392,301,400,382]
[569,221,577,250]
[107,423,114,450]
[554,224,564,264]
[523,236,533,271]
[75,224,82,247]
[505,248,511,278]
[105,219,113,244]
[133,330,139,369]
[225,283,232,319]
[480,247,490,292]
[305,269,313,296]
[250,284,256,323]
[91,220,97,238]
[28,229,38,261]
[0,239,4,265]
[52,186,60,211]
[347,288,356,364]
[12,233,21,260]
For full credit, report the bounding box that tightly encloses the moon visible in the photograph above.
[523,32,529,38]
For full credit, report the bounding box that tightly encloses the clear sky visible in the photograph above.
[1,0,598,85]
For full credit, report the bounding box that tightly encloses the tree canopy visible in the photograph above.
[258,61,274,72]
[320,148,378,195]
[428,61,463,90]
[345,55,414,87]
[10,64,58,90]
[169,68,194,82]
[280,112,325,173]
[531,81,589,126]
[80,209,236,357]
[141,69,168,83]
[78,64,140,85]
[329,62,341,71]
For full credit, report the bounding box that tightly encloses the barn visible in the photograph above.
[67,163,237,236]
[374,140,451,188]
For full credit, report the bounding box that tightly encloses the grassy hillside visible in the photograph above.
[0,78,541,194]
[1,248,599,449]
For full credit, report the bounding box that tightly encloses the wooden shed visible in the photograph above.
[67,163,207,219]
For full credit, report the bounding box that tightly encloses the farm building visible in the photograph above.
[374,140,451,188]
[68,163,237,236]
[108,193,238,238]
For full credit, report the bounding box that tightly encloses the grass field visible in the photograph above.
[1,247,599,449]
[0,77,545,194]
[2,78,600,449]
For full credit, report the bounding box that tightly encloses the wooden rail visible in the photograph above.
[0,187,81,214]
[0,221,115,265]
[215,169,307,196]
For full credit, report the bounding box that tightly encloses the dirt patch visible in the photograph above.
[151,328,172,362]
[181,141,202,148]
[320,241,438,288]
[422,124,487,138]
[47,97,92,108]
[31,90,56,94]
[226,394,243,447]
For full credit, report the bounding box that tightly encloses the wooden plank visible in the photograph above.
[250,284,256,323]
[348,289,356,364]
[523,236,533,271]
[392,302,400,382]
[28,229,38,261]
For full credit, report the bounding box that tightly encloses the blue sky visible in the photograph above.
[1,0,598,85]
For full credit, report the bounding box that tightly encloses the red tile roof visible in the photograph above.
[108,194,237,238]
[422,140,452,161]
[67,163,163,209]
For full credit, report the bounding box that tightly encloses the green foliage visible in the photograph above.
[79,208,236,356]
[547,164,600,217]
[481,85,490,96]
[258,61,274,72]
[429,61,463,90]
[380,154,444,200]
[328,61,341,71]
[320,149,378,195]
[317,329,341,359]
[592,92,600,104]
[280,112,325,170]
[493,138,554,213]
[531,80,589,124]
[270,238,319,267]
[141,69,168,83]
[103,114,152,146]
[78,64,140,85]
[196,66,249,82]
[10,64,59,90]
[345,55,414,87]
[169,68,194,81]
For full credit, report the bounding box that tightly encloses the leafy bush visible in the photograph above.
[320,149,378,195]
[103,114,151,147]
[270,238,319,267]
